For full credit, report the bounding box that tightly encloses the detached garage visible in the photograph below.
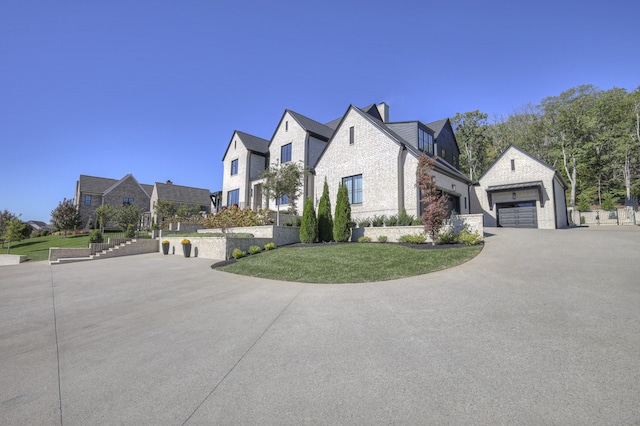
[471,145,569,229]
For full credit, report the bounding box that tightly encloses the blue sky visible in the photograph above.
[1,0,638,221]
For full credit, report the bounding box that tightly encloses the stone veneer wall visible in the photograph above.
[161,236,273,260]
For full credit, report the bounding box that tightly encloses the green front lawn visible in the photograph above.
[217,243,483,283]
[4,234,91,262]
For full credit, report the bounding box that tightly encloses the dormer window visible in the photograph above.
[418,128,434,155]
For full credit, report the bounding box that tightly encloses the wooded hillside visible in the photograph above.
[451,85,640,209]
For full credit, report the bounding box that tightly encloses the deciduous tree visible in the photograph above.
[261,162,306,225]
[417,153,449,245]
[51,198,82,237]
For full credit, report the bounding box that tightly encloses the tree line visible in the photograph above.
[451,84,640,208]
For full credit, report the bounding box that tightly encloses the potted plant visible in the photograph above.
[181,239,192,258]
[161,240,170,255]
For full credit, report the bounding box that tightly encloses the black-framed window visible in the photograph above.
[511,159,515,171]
[349,126,355,145]
[342,174,362,204]
[231,159,238,175]
[281,143,292,163]
[418,128,434,154]
[123,197,134,205]
[84,195,92,206]
[227,189,239,206]
[441,147,446,159]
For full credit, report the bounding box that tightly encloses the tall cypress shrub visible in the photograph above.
[333,184,352,242]
[317,179,333,242]
[299,197,318,243]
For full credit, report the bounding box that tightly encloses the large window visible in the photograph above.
[231,159,238,175]
[281,143,292,163]
[227,189,239,206]
[342,174,362,204]
[418,128,434,155]
[84,195,92,206]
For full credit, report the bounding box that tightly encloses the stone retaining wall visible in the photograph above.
[161,236,273,260]
[351,214,484,243]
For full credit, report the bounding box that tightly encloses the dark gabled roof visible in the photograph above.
[78,175,119,194]
[324,116,342,130]
[425,118,449,138]
[154,182,212,205]
[236,131,269,154]
[287,110,334,140]
[359,104,383,121]
[222,130,269,161]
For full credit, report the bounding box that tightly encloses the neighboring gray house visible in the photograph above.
[221,102,472,221]
[150,181,213,224]
[471,145,568,229]
[74,174,213,229]
[75,174,153,228]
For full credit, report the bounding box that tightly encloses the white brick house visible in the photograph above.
[220,102,472,221]
[471,145,568,229]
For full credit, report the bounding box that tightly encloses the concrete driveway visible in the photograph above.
[1,227,639,425]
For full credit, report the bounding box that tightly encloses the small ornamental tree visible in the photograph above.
[317,178,333,242]
[299,197,318,243]
[261,162,306,225]
[114,204,143,232]
[333,184,352,242]
[51,198,82,238]
[0,209,18,248]
[94,205,115,233]
[417,153,449,245]
[3,217,26,254]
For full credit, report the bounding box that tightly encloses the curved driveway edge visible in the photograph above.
[1,227,639,424]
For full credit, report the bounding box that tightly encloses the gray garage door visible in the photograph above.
[498,206,538,228]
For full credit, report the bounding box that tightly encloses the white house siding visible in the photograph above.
[431,170,471,215]
[553,177,569,228]
[314,109,402,221]
[474,146,566,229]
[222,134,249,207]
[267,113,309,210]
[402,153,419,217]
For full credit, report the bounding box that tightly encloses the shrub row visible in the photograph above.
[232,241,276,259]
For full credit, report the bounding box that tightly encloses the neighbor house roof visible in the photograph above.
[78,175,119,194]
[103,174,151,198]
[154,182,211,205]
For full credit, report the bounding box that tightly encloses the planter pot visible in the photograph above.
[182,244,191,258]
[162,244,170,255]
